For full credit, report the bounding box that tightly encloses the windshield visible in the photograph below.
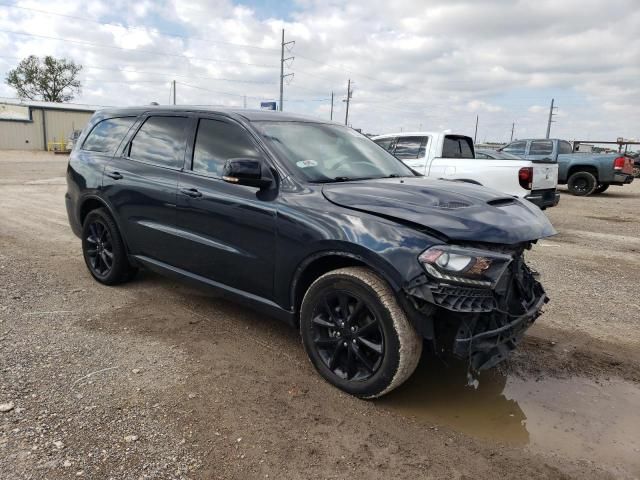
[253,121,416,182]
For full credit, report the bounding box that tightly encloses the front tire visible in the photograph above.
[567,171,597,196]
[300,267,422,399]
[82,208,136,285]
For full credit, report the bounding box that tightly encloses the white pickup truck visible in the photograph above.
[372,132,560,209]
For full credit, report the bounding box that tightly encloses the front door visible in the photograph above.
[174,116,277,301]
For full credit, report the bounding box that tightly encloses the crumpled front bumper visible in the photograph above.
[404,252,547,371]
[451,290,546,370]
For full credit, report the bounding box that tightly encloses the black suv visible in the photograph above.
[66,107,555,398]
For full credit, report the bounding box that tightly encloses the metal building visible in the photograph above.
[0,98,97,151]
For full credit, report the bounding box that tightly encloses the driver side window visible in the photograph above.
[192,118,261,177]
[503,140,527,155]
[394,136,427,160]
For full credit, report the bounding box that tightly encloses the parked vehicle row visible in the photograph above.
[500,138,635,196]
[372,132,560,209]
[66,107,555,399]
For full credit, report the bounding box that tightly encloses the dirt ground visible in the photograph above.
[1,151,639,480]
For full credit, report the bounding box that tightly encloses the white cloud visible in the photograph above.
[0,0,638,142]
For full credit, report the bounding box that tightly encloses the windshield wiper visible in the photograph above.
[313,176,374,183]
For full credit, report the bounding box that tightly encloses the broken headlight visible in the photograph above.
[418,245,513,288]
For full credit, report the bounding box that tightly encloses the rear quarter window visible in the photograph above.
[81,117,135,154]
[442,136,474,158]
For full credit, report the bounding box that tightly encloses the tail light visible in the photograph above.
[613,156,626,170]
[518,167,533,190]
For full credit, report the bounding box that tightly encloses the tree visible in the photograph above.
[5,55,82,103]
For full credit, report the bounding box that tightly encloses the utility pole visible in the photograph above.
[474,115,479,144]
[344,79,353,126]
[279,29,295,112]
[172,80,176,105]
[330,92,334,121]
[510,122,515,141]
[546,98,557,138]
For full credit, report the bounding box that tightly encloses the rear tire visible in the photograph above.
[300,267,422,399]
[593,183,610,194]
[567,171,597,196]
[82,208,136,285]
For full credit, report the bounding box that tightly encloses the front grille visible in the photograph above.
[427,282,496,312]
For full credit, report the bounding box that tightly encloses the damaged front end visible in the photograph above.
[404,242,547,371]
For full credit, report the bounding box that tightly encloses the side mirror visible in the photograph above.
[222,158,274,189]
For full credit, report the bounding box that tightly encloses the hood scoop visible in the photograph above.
[486,197,516,207]
[435,200,471,209]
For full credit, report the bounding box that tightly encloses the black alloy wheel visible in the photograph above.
[300,267,422,399]
[311,290,384,382]
[81,208,137,285]
[567,171,597,196]
[85,220,114,278]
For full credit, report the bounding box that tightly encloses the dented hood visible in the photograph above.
[322,177,556,244]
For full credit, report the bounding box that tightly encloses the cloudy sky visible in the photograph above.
[0,0,638,142]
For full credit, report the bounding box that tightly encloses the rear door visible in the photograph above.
[391,136,429,173]
[526,140,558,190]
[103,113,190,264]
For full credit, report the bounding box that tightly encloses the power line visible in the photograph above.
[176,81,328,103]
[0,3,280,52]
[0,29,278,69]
[0,54,275,85]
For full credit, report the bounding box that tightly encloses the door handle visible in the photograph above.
[106,171,123,180]
[180,188,202,198]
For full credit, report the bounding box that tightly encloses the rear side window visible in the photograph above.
[558,140,573,154]
[502,140,527,155]
[530,140,553,155]
[394,136,427,159]
[374,137,395,152]
[192,118,262,177]
[128,116,188,169]
[442,136,474,158]
[81,117,134,154]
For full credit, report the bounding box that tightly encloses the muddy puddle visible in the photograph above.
[378,357,640,476]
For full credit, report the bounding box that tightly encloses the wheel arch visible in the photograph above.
[290,250,402,323]
[78,195,131,252]
[567,164,598,180]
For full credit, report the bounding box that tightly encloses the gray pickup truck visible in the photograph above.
[499,138,635,196]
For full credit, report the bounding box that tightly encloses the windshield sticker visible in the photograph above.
[296,160,318,168]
